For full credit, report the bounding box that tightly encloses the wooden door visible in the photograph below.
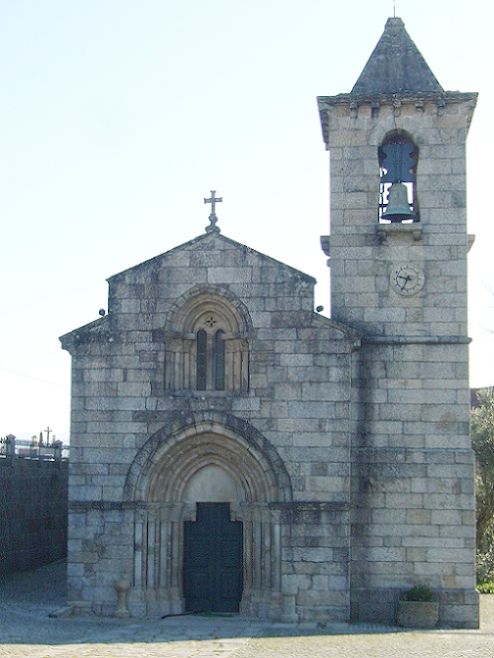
[183,503,243,612]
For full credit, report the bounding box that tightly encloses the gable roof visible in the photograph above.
[351,17,443,95]
[107,231,316,284]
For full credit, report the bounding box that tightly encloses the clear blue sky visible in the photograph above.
[1,0,492,442]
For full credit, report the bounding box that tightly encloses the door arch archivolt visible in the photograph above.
[124,410,292,504]
[147,432,276,506]
[123,412,292,618]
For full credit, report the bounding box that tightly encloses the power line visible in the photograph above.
[0,367,65,389]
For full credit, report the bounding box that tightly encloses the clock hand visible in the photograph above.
[397,274,411,289]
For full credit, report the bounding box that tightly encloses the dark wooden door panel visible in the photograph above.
[184,503,243,612]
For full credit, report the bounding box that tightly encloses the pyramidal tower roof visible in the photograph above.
[351,17,443,95]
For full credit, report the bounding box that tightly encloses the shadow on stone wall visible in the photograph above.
[0,457,68,574]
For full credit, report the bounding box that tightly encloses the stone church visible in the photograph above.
[61,17,479,627]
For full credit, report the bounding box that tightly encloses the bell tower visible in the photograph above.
[318,17,479,627]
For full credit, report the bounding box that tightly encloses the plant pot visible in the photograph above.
[397,600,439,628]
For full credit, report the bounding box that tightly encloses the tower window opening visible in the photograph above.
[378,131,418,223]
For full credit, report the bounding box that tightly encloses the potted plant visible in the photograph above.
[397,585,439,628]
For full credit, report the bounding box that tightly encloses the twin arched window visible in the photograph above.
[164,293,249,393]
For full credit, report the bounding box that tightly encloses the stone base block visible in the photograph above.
[351,586,479,628]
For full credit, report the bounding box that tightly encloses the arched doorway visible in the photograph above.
[123,413,293,618]
[181,464,243,613]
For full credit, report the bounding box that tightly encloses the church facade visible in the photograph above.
[61,18,479,627]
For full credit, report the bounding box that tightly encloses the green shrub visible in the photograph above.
[477,546,494,583]
[477,581,494,594]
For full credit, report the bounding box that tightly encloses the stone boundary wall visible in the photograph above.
[0,457,68,574]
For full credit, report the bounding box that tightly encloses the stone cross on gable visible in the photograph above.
[204,190,223,233]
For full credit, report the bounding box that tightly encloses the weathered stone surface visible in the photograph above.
[0,459,68,574]
[58,16,477,629]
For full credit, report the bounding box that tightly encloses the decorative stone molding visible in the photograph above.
[164,287,251,392]
[124,411,293,504]
[122,413,292,618]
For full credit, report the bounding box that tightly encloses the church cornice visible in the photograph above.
[318,91,478,106]
[59,315,114,352]
[317,91,478,146]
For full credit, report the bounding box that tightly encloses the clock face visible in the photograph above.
[391,264,425,296]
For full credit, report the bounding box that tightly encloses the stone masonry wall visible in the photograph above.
[0,457,68,575]
[61,233,359,621]
[319,93,478,627]
[323,98,472,337]
[350,340,477,627]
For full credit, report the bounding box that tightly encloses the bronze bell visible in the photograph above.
[381,182,415,222]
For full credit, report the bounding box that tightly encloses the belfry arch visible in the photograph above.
[123,412,293,617]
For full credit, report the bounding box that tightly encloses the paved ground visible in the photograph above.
[1,561,494,658]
